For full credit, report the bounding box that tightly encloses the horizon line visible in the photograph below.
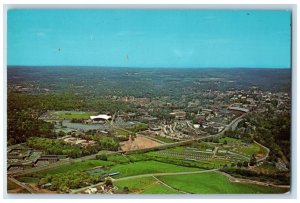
[7,65,291,69]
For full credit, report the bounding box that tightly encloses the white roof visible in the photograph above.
[90,114,111,120]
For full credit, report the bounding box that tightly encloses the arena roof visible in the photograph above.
[90,114,111,120]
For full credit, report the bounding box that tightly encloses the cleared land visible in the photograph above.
[157,172,288,194]
[120,135,162,151]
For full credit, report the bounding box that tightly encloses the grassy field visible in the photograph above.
[17,176,40,183]
[157,172,289,194]
[30,160,114,178]
[53,111,97,119]
[219,137,242,144]
[236,143,261,156]
[141,183,181,194]
[107,154,130,164]
[114,129,130,135]
[107,160,200,178]
[154,135,176,143]
[114,176,181,194]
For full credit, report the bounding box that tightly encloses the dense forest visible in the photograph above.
[7,92,135,145]
[245,111,291,163]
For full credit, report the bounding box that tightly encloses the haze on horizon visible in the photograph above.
[8,9,291,68]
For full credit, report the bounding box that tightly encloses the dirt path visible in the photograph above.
[253,140,270,162]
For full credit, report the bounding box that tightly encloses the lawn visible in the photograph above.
[107,160,200,178]
[114,129,130,135]
[115,176,155,193]
[157,172,289,194]
[17,176,40,183]
[219,137,242,144]
[107,154,130,164]
[114,176,181,194]
[154,135,176,143]
[32,160,114,178]
[236,143,261,156]
[141,183,182,194]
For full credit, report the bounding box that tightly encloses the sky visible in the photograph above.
[7,9,291,68]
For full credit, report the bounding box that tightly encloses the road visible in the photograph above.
[254,140,270,162]
[9,114,246,177]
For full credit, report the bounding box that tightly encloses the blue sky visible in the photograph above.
[8,9,291,68]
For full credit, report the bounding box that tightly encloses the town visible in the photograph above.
[7,67,291,194]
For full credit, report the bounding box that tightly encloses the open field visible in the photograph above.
[107,160,200,178]
[141,183,181,194]
[114,176,181,194]
[120,135,162,151]
[114,129,130,135]
[153,135,176,143]
[219,137,242,144]
[23,160,114,179]
[157,172,288,194]
[17,176,40,183]
[235,143,261,156]
[43,111,98,120]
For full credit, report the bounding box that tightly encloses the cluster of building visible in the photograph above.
[7,146,67,172]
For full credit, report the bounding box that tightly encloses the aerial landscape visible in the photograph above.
[6,9,291,195]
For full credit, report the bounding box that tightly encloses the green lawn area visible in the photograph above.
[107,160,200,178]
[141,183,181,194]
[157,172,288,194]
[219,137,242,144]
[114,176,181,194]
[54,111,97,119]
[17,176,40,183]
[107,154,130,164]
[33,160,114,178]
[154,136,176,143]
[197,142,216,151]
[114,129,130,135]
[236,143,261,156]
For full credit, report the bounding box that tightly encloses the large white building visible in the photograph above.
[90,114,112,121]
